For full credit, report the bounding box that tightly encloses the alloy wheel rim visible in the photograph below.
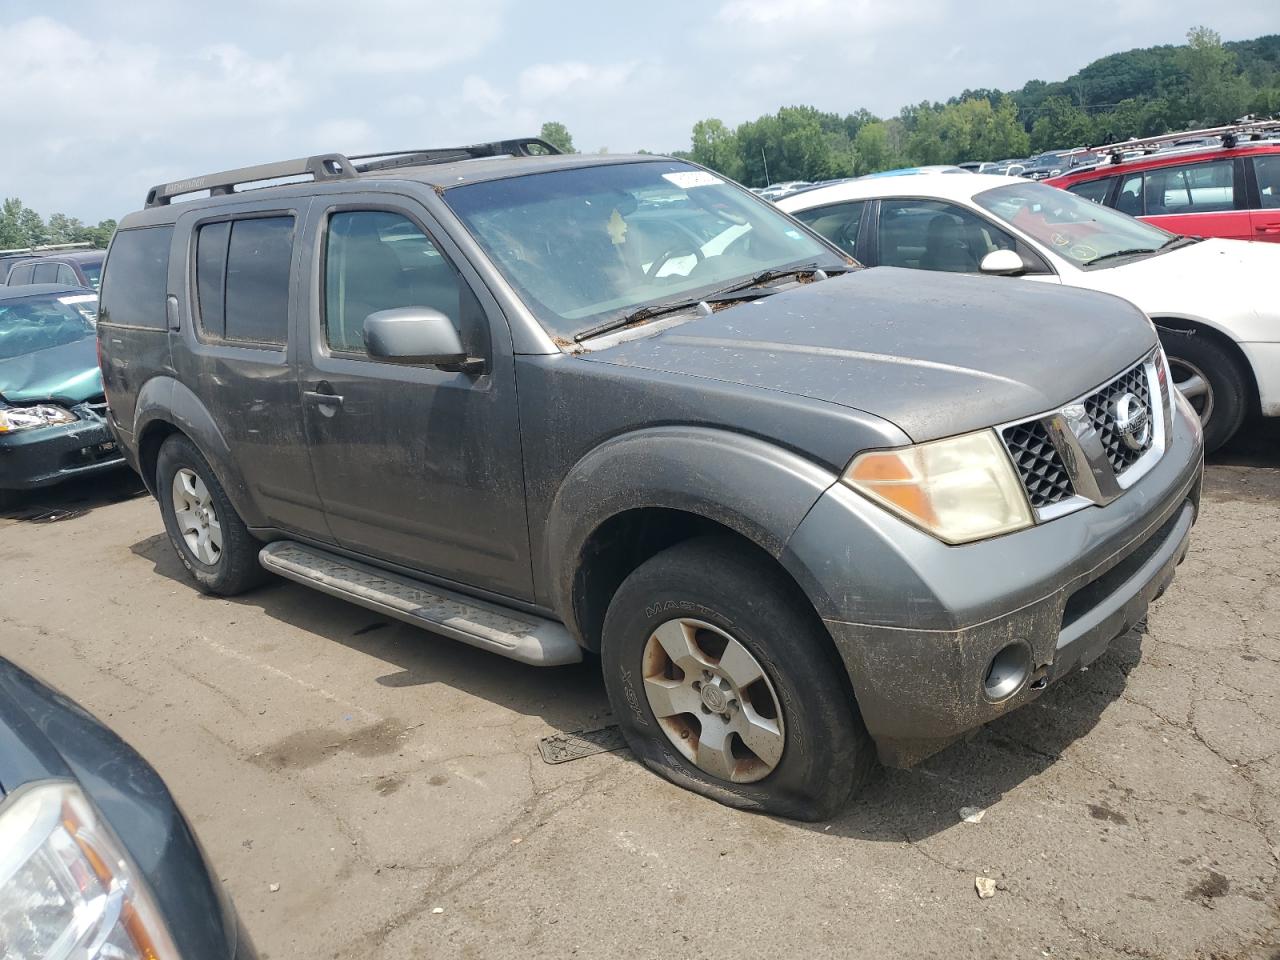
[1168,357,1213,427]
[171,468,223,565]
[641,618,785,784]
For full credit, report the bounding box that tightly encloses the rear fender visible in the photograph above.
[132,376,265,528]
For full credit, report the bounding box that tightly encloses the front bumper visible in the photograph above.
[784,395,1204,767]
[0,407,125,491]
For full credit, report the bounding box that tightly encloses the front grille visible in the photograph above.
[1083,363,1151,475]
[1001,420,1073,508]
[75,396,109,422]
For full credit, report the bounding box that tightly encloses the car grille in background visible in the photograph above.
[1001,420,1074,508]
[1084,363,1151,475]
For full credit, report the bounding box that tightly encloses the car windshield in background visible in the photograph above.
[444,161,841,338]
[0,293,97,361]
[974,181,1174,268]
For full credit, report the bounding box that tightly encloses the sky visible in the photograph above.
[3,0,1276,223]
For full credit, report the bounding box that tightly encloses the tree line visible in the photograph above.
[0,198,116,252]
[548,27,1279,186]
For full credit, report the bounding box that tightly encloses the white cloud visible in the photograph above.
[518,60,640,101]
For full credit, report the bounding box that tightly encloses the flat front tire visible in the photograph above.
[156,434,267,596]
[601,536,875,821]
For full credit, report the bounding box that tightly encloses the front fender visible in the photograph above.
[132,376,265,528]
[541,426,839,638]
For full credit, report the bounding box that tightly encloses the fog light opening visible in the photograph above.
[984,642,1032,702]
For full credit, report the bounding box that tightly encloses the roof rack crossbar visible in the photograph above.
[144,137,563,207]
[347,138,563,173]
[1072,117,1280,164]
[145,154,358,208]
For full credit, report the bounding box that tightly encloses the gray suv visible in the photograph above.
[97,138,1204,820]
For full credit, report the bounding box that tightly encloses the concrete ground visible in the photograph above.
[1,423,1277,960]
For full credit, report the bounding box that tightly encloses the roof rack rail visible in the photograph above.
[0,242,95,255]
[348,137,563,173]
[1071,116,1280,166]
[143,137,563,208]
[145,154,357,208]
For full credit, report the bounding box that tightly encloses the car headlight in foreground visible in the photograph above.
[0,780,180,959]
[843,430,1033,544]
[0,404,78,434]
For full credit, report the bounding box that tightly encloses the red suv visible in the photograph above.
[1048,140,1280,242]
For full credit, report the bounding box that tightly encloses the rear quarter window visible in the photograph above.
[99,226,174,328]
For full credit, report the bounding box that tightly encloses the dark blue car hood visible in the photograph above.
[0,335,103,405]
[0,658,244,960]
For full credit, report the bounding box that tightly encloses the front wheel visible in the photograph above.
[600,536,875,821]
[156,434,268,596]
[1159,330,1248,453]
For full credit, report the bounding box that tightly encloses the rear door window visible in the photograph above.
[195,216,295,346]
[1143,159,1236,214]
[1066,178,1114,205]
[99,226,173,328]
[56,263,79,286]
[32,262,59,284]
[790,201,865,257]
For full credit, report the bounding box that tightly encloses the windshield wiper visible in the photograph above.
[572,262,851,343]
[572,288,774,343]
[1082,248,1159,267]
[1159,235,1201,250]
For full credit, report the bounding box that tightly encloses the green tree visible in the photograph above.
[1181,26,1252,125]
[852,121,894,175]
[689,118,744,181]
[539,121,576,154]
[1028,96,1094,152]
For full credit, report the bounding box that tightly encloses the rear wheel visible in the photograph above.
[156,434,267,595]
[1159,330,1248,452]
[600,536,875,821]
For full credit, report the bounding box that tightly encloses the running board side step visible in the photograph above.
[258,541,582,667]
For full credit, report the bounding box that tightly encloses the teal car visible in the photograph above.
[0,284,124,495]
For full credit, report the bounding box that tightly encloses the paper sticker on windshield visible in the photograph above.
[58,295,97,305]
[663,171,723,189]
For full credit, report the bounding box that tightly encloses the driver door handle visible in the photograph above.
[303,382,344,414]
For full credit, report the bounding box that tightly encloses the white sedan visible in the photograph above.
[778,174,1279,450]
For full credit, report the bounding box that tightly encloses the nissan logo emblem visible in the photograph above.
[1113,393,1151,452]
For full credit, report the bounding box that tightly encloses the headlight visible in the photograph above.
[843,429,1033,544]
[0,405,78,434]
[0,781,180,959]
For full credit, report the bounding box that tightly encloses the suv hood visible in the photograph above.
[584,267,1156,442]
[0,335,103,405]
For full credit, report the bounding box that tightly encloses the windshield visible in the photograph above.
[444,160,841,338]
[0,293,97,361]
[974,181,1173,268]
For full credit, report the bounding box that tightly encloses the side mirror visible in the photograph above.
[363,307,483,372]
[979,249,1025,276]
